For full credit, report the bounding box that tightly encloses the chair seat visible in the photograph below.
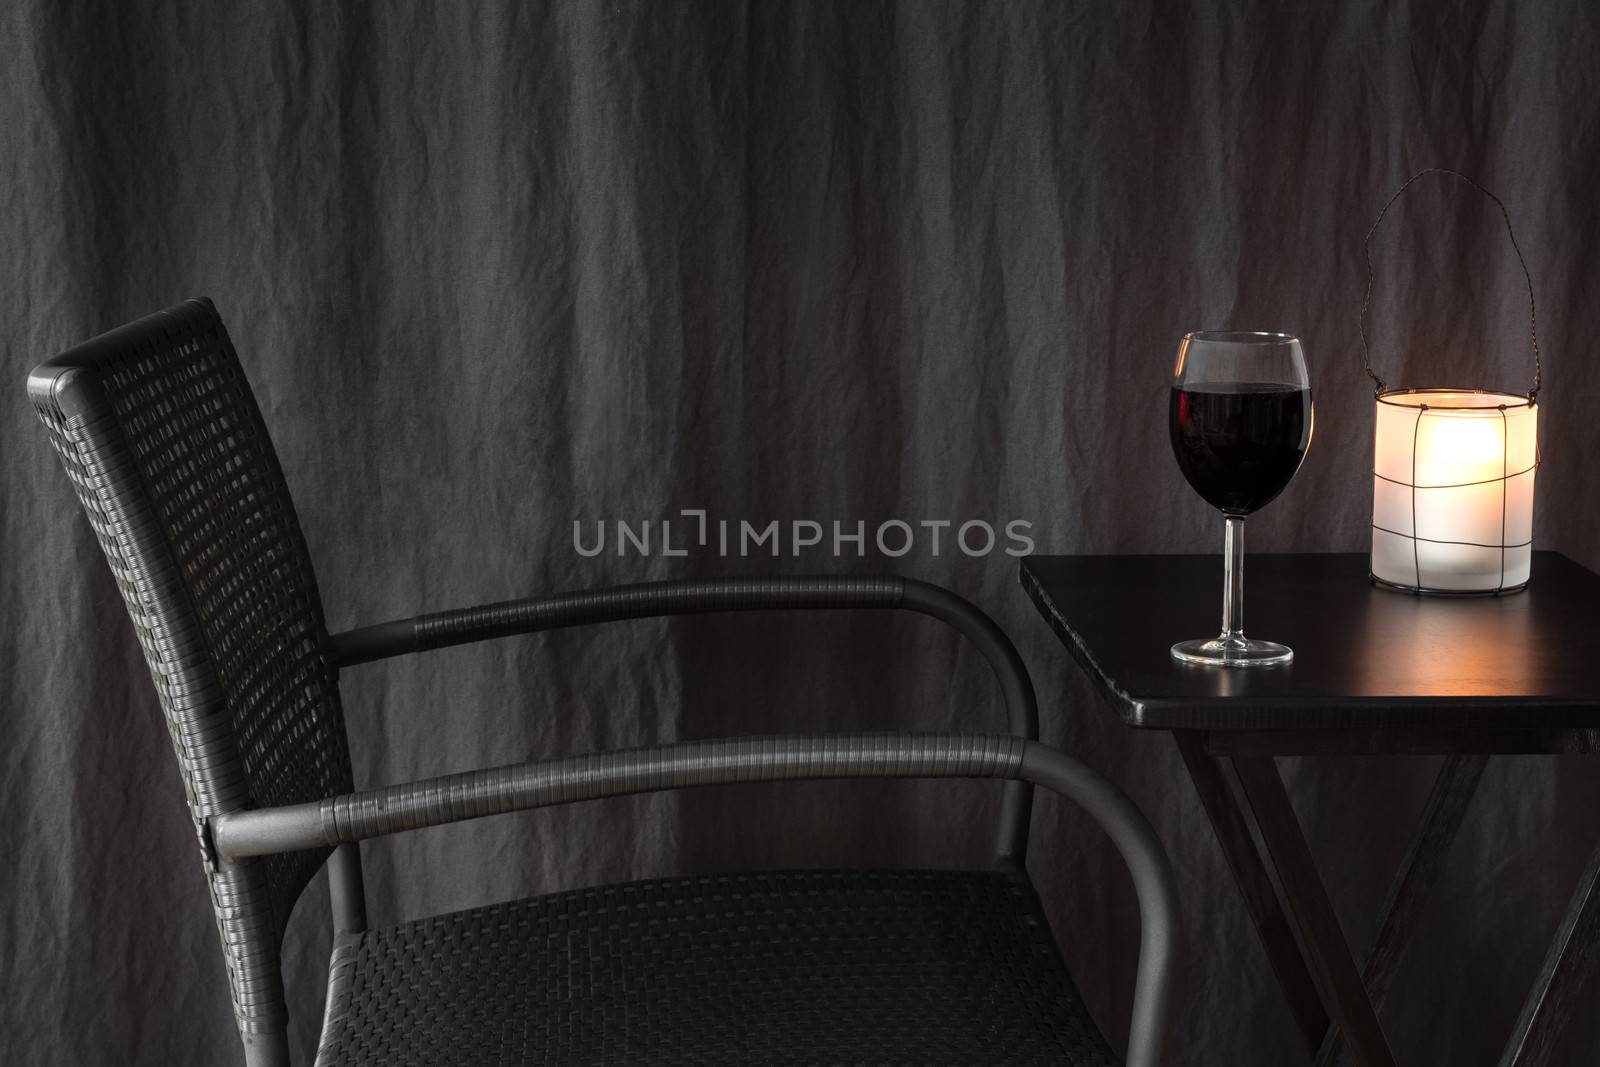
[315,868,1119,1066]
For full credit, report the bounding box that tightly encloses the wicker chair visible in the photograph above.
[28,298,1179,1067]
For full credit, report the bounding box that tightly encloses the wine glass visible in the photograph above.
[1169,331,1313,667]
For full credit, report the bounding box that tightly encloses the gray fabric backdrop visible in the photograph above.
[3,2,1598,1063]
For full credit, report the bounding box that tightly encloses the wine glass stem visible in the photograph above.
[1221,514,1245,645]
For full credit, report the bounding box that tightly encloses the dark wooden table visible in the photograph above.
[1022,552,1600,1067]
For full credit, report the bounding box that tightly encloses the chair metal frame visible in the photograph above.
[29,299,1179,1067]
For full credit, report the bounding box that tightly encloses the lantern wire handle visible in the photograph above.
[1359,168,1542,401]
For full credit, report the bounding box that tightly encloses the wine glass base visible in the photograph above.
[1171,637,1293,668]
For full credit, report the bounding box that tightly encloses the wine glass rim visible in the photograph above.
[1184,330,1300,345]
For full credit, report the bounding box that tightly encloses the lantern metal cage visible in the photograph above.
[1360,169,1544,597]
[1369,387,1539,596]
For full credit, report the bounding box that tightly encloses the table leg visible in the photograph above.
[1231,756,1399,1067]
[1315,755,1490,1067]
[1175,735,1329,1051]
[1499,835,1600,1066]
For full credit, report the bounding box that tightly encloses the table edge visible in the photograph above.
[1018,553,1600,734]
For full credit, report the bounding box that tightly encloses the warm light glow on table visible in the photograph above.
[1371,390,1537,593]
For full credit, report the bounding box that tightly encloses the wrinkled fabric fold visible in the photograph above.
[4,2,1599,1064]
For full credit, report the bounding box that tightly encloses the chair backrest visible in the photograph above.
[28,298,353,1042]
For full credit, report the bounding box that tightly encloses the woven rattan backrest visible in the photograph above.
[28,298,352,1040]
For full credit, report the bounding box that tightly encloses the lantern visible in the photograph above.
[1361,170,1542,595]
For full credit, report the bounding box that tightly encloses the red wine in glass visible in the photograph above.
[1169,382,1312,515]
[1168,332,1313,668]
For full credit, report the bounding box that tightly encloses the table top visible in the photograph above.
[1021,551,1600,733]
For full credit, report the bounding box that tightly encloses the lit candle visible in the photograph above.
[1370,389,1537,593]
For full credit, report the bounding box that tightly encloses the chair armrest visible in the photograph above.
[326,576,1036,739]
[330,576,914,665]
[210,731,1178,1067]
[328,575,1041,862]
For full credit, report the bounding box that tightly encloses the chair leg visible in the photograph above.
[240,1030,292,1067]
[327,842,368,935]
